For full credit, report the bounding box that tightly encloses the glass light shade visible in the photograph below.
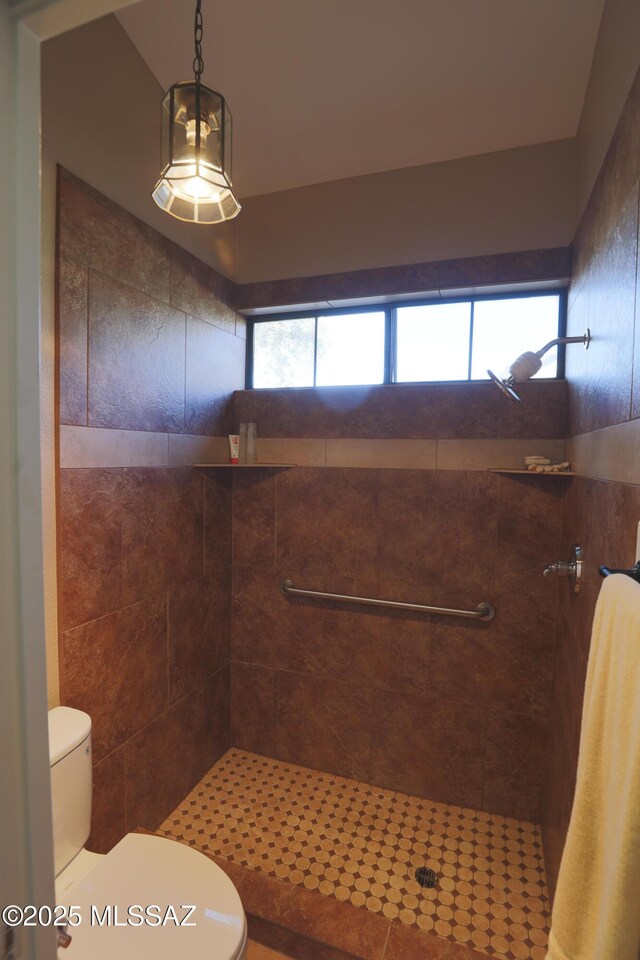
[152,80,241,224]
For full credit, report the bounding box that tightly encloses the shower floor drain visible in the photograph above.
[415,866,438,889]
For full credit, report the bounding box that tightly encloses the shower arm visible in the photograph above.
[534,332,591,359]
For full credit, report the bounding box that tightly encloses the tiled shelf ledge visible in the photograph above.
[193,462,296,469]
[488,468,575,476]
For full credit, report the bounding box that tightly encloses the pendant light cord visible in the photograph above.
[193,0,204,82]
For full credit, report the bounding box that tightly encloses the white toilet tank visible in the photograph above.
[48,707,92,877]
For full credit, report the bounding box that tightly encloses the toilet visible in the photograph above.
[49,706,247,959]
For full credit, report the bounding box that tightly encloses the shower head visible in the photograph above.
[487,329,591,402]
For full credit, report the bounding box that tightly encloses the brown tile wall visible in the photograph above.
[56,169,242,851]
[234,247,571,312]
[58,168,245,436]
[542,65,640,898]
[231,467,563,822]
[233,380,568,440]
[565,67,640,437]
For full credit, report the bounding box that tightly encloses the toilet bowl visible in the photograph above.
[49,707,247,959]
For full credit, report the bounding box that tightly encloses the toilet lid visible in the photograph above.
[57,834,246,960]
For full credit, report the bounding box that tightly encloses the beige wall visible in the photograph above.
[40,2,640,288]
[576,0,640,216]
[42,13,579,288]
[42,14,236,280]
[234,139,577,283]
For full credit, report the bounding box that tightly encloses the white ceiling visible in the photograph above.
[118,0,606,199]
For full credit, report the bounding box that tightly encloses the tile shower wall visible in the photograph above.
[542,65,640,898]
[56,169,244,851]
[233,381,567,441]
[231,387,567,822]
[234,247,572,312]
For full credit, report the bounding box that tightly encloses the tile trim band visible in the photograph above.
[566,420,640,486]
[60,426,565,472]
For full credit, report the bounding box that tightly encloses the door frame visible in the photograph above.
[0,4,139,957]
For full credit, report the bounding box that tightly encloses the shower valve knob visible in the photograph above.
[542,544,583,594]
[543,560,568,577]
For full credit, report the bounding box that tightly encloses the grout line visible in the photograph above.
[183,313,187,432]
[84,261,90,426]
[62,589,165,634]
[479,711,490,817]
[380,923,391,959]
[627,187,640,422]
[122,737,130,834]
[202,470,207,576]
[273,469,278,564]
[166,590,171,705]
[119,466,124,613]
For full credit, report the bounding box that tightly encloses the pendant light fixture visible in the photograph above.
[152,0,241,224]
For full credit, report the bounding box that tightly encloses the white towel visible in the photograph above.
[546,574,640,960]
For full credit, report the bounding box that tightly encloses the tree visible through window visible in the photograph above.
[253,317,315,388]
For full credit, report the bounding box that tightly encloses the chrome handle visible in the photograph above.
[57,925,72,949]
[543,544,583,594]
[543,560,573,577]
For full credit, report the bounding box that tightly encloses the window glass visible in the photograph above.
[253,317,315,388]
[250,292,562,389]
[471,296,560,381]
[396,303,471,382]
[316,312,385,386]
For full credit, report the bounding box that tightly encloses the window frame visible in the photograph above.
[245,288,568,389]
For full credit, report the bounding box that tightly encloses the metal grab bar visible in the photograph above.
[281,579,495,622]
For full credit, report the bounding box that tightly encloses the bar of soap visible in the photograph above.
[527,461,571,473]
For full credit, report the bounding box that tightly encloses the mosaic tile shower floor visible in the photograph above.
[158,750,550,960]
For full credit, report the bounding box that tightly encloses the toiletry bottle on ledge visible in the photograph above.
[239,423,248,463]
[246,423,257,463]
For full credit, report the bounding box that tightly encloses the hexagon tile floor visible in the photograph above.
[158,750,550,960]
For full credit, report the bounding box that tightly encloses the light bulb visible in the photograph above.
[181,177,221,202]
[185,118,211,147]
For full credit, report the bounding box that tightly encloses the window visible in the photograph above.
[253,317,315,388]
[470,296,560,380]
[249,292,564,389]
[316,312,385,386]
[396,302,471,382]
